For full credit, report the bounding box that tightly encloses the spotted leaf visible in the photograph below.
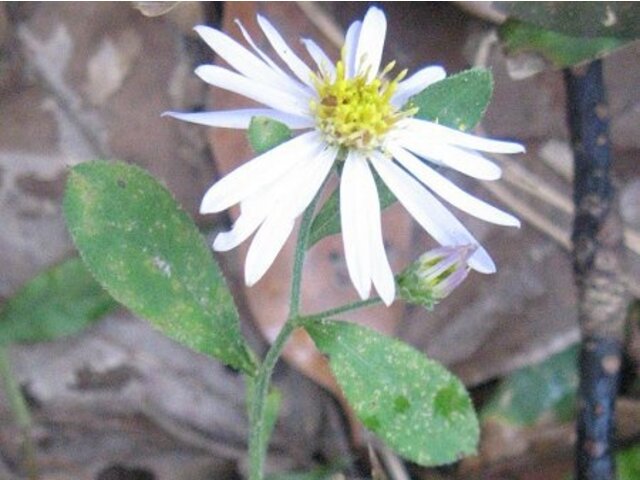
[63,161,257,375]
[306,319,479,466]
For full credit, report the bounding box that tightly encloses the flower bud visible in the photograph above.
[396,244,476,309]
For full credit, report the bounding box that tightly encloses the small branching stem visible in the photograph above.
[564,60,630,480]
[302,297,382,324]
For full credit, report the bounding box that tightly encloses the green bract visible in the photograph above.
[306,319,479,466]
[63,161,257,375]
[248,116,293,154]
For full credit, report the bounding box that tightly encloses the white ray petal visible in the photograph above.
[343,20,362,78]
[370,153,496,273]
[195,65,309,116]
[396,128,503,180]
[213,209,267,252]
[301,38,336,78]
[200,131,323,213]
[341,152,373,299]
[239,181,281,220]
[233,20,311,98]
[241,146,336,285]
[404,118,525,154]
[240,143,335,217]
[162,109,314,129]
[235,20,284,74]
[361,155,395,305]
[280,146,337,220]
[355,7,387,80]
[245,212,295,286]
[194,25,293,92]
[390,144,520,227]
[257,15,315,87]
[392,65,446,107]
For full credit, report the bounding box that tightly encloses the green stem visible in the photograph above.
[0,347,38,480]
[289,213,315,320]
[248,191,321,480]
[302,296,382,323]
[248,320,296,480]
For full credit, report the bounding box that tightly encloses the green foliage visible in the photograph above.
[306,69,493,247]
[306,319,479,466]
[499,19,624,69]
[410,68,493,132]
[497,2,640,40]
[63,161,257,375]
[619,444,640,480]
[0,258,118,345]
[482,345,579,426]
[248,116,293,154]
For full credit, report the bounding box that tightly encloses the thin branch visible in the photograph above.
[565,60,629,480]
[295,1,344,48]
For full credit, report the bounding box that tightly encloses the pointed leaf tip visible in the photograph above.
[63,161,258,375]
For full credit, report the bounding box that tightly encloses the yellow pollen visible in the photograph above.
[310,59,412,152]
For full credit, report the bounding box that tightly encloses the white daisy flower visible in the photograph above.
[165,7,523,307]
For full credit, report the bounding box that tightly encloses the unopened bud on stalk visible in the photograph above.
[396,244,476,309]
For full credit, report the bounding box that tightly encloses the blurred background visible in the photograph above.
[1,2,639,479]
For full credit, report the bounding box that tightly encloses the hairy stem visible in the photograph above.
[248,320,297,480]
[302,297,382,323]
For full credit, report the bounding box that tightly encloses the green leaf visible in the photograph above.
[619,444,640,480]
[0,258,118,345]
[306,319,479,466]
[306,69,492,247]
[63,161,258,375]
[307,172,395,248]
[497,2,640,40]
[248,116,292,154]
[499,19,624,69]
[481,345,579,426]
[410,68,493,131]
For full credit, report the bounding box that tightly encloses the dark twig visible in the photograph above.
[564,60,630,480]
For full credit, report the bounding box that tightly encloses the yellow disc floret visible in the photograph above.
[310,58,412,152]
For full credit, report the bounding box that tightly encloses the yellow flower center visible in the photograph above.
[310,58,413,152]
